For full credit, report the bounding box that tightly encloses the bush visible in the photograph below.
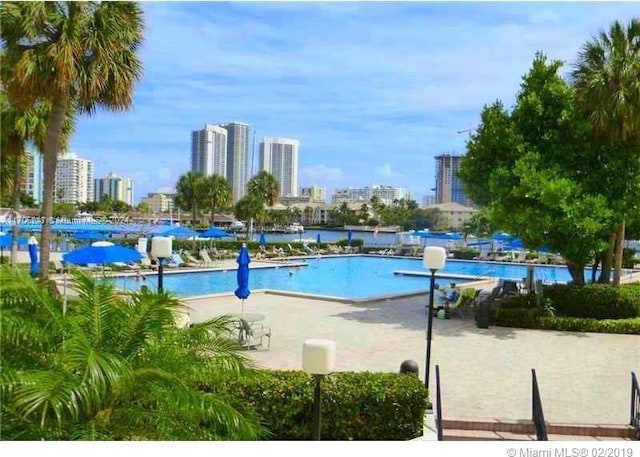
[449,248,479,260]
[203,370,428,440]
[494,308,640,334]
[542,284,640,319]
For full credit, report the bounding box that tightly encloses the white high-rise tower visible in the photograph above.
[259,137,299,197]
[191,124,228,177]
[54,152,94,204]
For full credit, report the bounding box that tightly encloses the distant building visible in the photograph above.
[191,124,228,178]
[94,172,134,206]
[300,185,326,202]
[54,152,94,204]
[140,192,175,213]
[21,149,44,204]
[426,202,478,229]
[259,137,299,197]
[421,194,436,208]
[330,185,411,206]
[434,154,470,206]
[222,122,250,202]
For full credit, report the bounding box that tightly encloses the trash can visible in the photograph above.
[476,300,490,329]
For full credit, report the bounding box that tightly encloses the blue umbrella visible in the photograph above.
[73,231,108,242]
[28,238,39,276]
[316,233,321,244]
[0,234,28,248]
[505,238,523,250]
[63,244,142,265]
[347,230,353,246]
[492,232,513,242]
[161,226,199,239]
[234,244,251,317]
[259,233,266,247]
[201,227,230,238]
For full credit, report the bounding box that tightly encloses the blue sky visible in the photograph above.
[69,1,639,204]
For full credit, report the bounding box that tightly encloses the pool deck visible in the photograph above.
[184,291,639,426]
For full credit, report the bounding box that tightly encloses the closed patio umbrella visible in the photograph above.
[234,244,251,317]
[28,235,39,277]
[316,233,321,244]
[347,230,353,246]
[259,233,266,247]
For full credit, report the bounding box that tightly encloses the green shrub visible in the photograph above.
[449,248,479,260]
[203,370,428,440]
[542,284,640,319]
[495,308,640,334]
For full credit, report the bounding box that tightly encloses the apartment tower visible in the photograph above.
[190,124,228,178]
[222,122,250,202]
[94,172,134,206]
[54,152,94,204]
[434,154,469,206]
[258,137,299,197]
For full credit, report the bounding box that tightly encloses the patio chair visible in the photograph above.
[183,252,204,267]
[239,318,271,349]
[199,249,215,266]
[450,288,481,319]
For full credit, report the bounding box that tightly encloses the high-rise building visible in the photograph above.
[94,172,134,206]
[21,149,44,204]
[258,137,299,197]
[435,154,470,206]
[54,152,94,204]
[222,122,250,202]
[300,185,326,202]
[191,124,227,177]
[421,194,436,208]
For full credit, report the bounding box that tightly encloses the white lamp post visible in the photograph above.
[151,236,172,293]
[423,246,447,391]
[302,339,336,440]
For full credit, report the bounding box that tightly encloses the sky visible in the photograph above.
[69,1,639,204]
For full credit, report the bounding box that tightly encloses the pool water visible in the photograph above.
[111,256,577,300]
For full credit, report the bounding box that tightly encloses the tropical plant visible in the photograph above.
[0,266,263,440]
[204,174,232,226]
[234,194,264,232]
[174,171,207,225]
[571,18,640,285]
[1,1,145,279]
[247,171,280,230]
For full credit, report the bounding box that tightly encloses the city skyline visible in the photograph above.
[65,2,638,203]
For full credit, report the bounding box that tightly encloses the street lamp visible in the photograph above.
[302,339,336,440]
[423,246,447,391]
[151,236,172,293]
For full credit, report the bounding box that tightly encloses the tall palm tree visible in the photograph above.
[247,171,280,231]
[0,93,75,265]
[0,266,263,440]
[1,1,144,279]
[572,18,640,285]
[205,174,232,226]
[175,171,207,226]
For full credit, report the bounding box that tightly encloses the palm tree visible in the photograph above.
[1,2,144,279]
[0,93,74,265]
[0,266,263,440]
[572,18,640,285]
[175,171,207,226]
[234,194,264,238]
[247,171,280,231]
[205,174,232,226]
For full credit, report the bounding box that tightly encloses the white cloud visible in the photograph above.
[301,165,344,183]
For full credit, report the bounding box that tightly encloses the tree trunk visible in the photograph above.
[612,219,625,286]
[210,205,215,226]
[598,232,615,283]
[10,152,23,266]
[39,92,68,279]
[192,204,197,226]
[565,261,585,285]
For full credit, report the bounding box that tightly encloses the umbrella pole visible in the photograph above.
[241,298,245,318]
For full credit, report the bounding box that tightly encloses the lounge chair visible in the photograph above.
[199,249,215,266]
[287,244,305,256]
[52,260,65,273]
[238,318,271,349]
[183,252,204,267]
[449,288,480,319]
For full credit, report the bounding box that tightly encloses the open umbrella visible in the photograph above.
[63,243,142,265]
[492,232,513,242]
[200,227,231,249]
[259,233,266,247]
[28,236,39,277]
[234,244,251,317]
[161,226,199,239]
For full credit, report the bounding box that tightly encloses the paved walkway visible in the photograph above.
[185,292,639,425]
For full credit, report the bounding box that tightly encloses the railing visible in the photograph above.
[631,372,640,439]
[531,369,548,441]
[435,364,443,441]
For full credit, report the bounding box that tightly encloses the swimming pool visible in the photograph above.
[111,256,577,300]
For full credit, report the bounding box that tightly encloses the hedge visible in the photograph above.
[201,370,428,440]
[449,248,479,260]
[494,308,640,335]
[110,238,363,252]
[541,284,640,319]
